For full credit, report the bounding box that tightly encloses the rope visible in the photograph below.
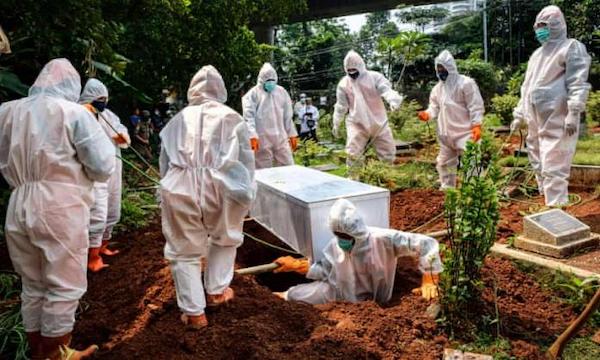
[118,155,160,185]
[98,112,161,178]
[409,211,445,233]
[243,231,300,255]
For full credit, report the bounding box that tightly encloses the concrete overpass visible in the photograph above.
[254,0,442,43]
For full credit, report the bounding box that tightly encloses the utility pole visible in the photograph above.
[483,0,488,62]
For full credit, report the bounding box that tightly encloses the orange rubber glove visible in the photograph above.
[418,111,430,122]
[273,256,309,275]
[112,133,130,146]
[289,136,298,152]
[471,124,482,142]
[411,273,439,301]
[250,138,259,152]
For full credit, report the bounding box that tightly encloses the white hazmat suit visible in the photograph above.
[242,63,297,169]
[285,199,442,305]
[79,79,129,250]
[160,65,256,316]
[423,50,485,189]
[512,6,591,206]
[0,59,115,337]
[333,51,403,166]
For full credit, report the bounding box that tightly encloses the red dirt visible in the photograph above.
[390,189,445,231]
[64,189,588,359]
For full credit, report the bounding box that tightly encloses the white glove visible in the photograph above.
[565,111,579,137]
[390,102,400,111]
[510,118,525,133]
[332,124,340,139]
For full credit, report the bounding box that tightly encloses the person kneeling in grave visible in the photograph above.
[273,198,442,304]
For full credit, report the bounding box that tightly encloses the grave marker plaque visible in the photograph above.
[515,209,599,258]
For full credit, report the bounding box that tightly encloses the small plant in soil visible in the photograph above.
[294,139,331,167]
[0,272,27,360]
[440,135,501,337]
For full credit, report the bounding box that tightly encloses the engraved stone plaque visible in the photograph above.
[516,209,599,258]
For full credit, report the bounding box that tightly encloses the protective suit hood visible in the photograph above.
[187,65,228,105]
[328,199,369,243]
[257,63,278,86]
[435,50,458,77]
[79,78,108,104]
[535,5,567,42]
[343,50,367,74]
[28,58,81,103]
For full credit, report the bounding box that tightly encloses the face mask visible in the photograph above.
[535,27,551,44]
[337,237,355,252]
[263,80,276,93]
[91,100,107,112]
[437,70,449,82]
[300,98,306,104]
[348,71,359,80]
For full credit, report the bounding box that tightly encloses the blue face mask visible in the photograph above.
[91,100,107,112]
[263,80,276,93]
[535,27,551,44]
[337,237,355,252]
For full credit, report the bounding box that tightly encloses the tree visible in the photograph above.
[357,11,399,68]
[276,19,354,97]
[396,7,449,33]
[388,31,431,90]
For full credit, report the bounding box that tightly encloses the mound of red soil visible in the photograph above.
[390,189,445,231]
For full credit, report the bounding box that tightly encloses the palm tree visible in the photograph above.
[390,31,431,91]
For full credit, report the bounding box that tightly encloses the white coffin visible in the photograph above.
[250,165,390,261]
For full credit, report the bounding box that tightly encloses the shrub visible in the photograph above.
[482,113,503,128]
[388,99,421,136]
[294,140,332,167]
[586,90,600,127]
[490,94,519,125]
[356,160,437,191]
[456,58,499,104]
[441,135,501,334]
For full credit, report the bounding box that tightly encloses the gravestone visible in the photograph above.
[515,209,600,258]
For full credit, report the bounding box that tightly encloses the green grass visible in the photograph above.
[352,160,437,191]
[562,337,600,360]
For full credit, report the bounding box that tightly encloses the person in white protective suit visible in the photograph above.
[418,50,485,189]
[242,63,298,169]
[160,65,256,329]
[273,199,442,304]
[79,78,131,272]
[511,6,591,206]
[0,59,115,359]
[333,50,403,166]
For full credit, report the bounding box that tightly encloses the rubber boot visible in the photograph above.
[180,313,208,330]
[88,247,108,272]
[41,333,98,360]
[100,240,119,256]
[206,287,235,307]
[27,331,43,360]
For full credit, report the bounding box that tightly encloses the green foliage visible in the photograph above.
[294,140,331,167]
[114,191,157,234]
[456,57,499,104]
[384,31,431,88]
[0,272,27,360]
[497,155,529,168]
[316,111,335,142]
[586,91,600,126]
[276,19,352,94]
[356,160,437,191]
[574,137,600,165]
[562,337,600,360]
[458,333,513,360]
[483,113,503,128]
[396,7,449,33]
[388,100,420,136]
[506,63,528,96]
[491,94,519,125]
[357,11,399,67]
[441,136,501,332]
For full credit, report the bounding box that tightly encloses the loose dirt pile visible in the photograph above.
[66,189,586,359]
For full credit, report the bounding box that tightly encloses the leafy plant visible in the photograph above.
[356,160,437,191]
[456,57,500,104]
[491,94,519,126]
[0,272,27,360]
[294,140,331,167]
[586,90,600,127]
[114,191,158,234]
[440,135,501,334]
